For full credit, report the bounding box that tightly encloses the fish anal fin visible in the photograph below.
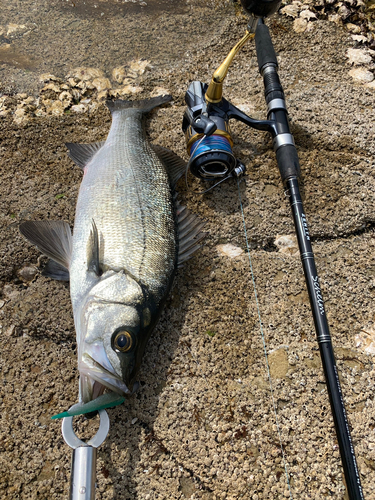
[66,141,105,169]
[19,220,72,270]
[152,145,187,188]
[176,202,207,266]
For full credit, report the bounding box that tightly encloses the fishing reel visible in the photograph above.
[182,0,283,186]
[182,81,245,182]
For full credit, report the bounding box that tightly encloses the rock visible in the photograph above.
[68,77,79,87]
[3,285,20,301]
[348,67,374,83]
[300,9,317,20]
[92,77,112,92]
[351,35,368,43]
[71,103,88,113]
[346,23,361,34]
[42,82,61,93]
[58,91,72,108]
[116,85,143,96]
[70,88,81,101]
[355,328,375,355]
[6,325,16,337]
[274,234,299,255]
[346,48,372,65]
[6,23,27,36]
[150,87,170,98]
[327,13,342,24]
[18,266,37,281]
[97,90,109,100]
[280,3,300,18]
[337,4,351,20]
[365,80,375,90]
[129,58,151,75]
[293,18,308,33]
[69,67,105,82]
[0,96,10,117]
[112,66,127,84]
[49,100,65,116]
[216,244,244,258]
[39,73,62,83]
[13,107,29,125]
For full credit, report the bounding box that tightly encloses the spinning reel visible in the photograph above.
[182,0,288,186]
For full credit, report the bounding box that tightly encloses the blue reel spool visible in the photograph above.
[189,135,237,180]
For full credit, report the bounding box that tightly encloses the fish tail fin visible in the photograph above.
[106,94,172,115]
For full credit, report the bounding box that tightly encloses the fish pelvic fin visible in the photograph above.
[152,145,187,188]
[176,202,207,266]
[106,94,172,115]
[66,141,105,169]
[19,220,72,278]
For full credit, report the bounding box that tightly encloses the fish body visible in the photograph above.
[20,96,205,404]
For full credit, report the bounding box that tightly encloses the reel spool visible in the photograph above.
[184,113,236,180]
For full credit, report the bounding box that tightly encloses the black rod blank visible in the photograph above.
[255,19,364,499]
[286,178,364,500]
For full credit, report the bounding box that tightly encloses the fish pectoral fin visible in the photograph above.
[42,259,70,281]
[176,202,207,266]
[19,220,72,270]
[152,145,187,188]
[87,219,102,276]
[66,141,105,169]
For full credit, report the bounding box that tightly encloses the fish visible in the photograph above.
[20,95,205,406]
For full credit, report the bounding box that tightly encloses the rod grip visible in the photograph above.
[255,22,278,71]
[276,144,300,182]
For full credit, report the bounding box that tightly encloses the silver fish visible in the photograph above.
[20,95,205,403]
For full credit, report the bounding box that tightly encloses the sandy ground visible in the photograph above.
[1,0,375,498]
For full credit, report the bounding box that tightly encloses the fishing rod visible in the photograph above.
[181,2,364,498]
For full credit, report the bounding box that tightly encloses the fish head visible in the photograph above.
[77,271,155,402]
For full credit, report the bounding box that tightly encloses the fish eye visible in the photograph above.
[113,329,134,353]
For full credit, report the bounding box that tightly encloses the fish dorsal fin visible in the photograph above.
[87,219,101,276]
[152,145,187,188]
[176,202,206,266]
[19,220,72,272]
[66,142,105,169]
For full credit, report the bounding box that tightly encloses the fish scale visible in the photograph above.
[70,110,176,308]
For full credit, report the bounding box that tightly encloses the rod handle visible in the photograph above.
[276,144,300,183]
[255,20,278,71]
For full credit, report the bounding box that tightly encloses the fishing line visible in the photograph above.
[237,177,293,499]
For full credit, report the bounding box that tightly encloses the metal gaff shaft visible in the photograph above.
[254,19,364,499]
[286,178,363,500]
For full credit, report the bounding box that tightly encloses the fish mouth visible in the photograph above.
[79,349,131,401]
